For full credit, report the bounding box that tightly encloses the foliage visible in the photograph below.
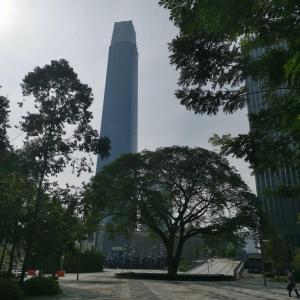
[159,0,300,177]
[293,249,300,270]
[203,231,247,258]
[19,59,110,281]
[24,184,103,274]
[178,259,198,272]
[159,0,300,113]
[293,270,300,282]
[63,249,103,273]
[265,234,288,277]
[263,271,275,278]
[271,276,287,283]
[21,276,61,296]
[35,198,80,259]
[20,59,110,177]
[0,272,16,279]
[0,150,37,274]
[0,90,10,152]
[0,278,23,300]
[88,146,258,275]
[116,272,234,281]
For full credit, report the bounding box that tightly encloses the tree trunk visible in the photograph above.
[20,171,46,282]
[258,219,267,287]
[20,110,55,283]
[76,241,82,281]
[167,256,179,275]
[8,237,17,274]
[0,239,8,272]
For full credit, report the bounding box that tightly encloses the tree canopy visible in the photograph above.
[159,0,300,173]
[0,60,110,280]
[0,90,10,152]
[18,59,110,281]
[88,146,258,274]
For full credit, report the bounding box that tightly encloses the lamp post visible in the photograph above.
[257,215,268,287]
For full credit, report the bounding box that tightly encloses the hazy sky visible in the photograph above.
[0,0,256,192]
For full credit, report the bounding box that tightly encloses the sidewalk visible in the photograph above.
[25,271,289,300]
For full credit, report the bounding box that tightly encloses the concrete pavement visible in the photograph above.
[25,271,291,300]
[187,258,239,275]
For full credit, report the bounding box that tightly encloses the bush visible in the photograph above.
[64,249,103,273]
[0,271,16,279]
[264,272,275,278]
[271,276,287,283]
[22,276,61,296]
[293,270,300,281]
[116,272,235,281]
[0,278,23,300]
[178,260,199,272]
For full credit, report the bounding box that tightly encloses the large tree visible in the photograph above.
[19,59,110,282]
[88,146,258,275]
[159,0,300,173]
[0,142,37,274]
[265,234,288,278]
[0,88,10,152]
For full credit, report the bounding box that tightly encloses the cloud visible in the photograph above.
[0,0,255,192]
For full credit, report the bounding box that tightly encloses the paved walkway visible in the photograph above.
[25,271,290,300]
[187,258,239,275]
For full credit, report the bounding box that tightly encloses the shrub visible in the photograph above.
[64,249,103,273]
[293,270,300,281]
[264,272,275,278]
[0,271,16,279]
[116,272,235,281]
[22,276,61,296]
[178,260,199,272]
[0,278,23,300]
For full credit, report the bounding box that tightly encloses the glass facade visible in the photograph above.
[247,47,300,247]
[95,21,138,253]
[96,20,138,172]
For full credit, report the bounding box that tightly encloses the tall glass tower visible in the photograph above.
[247,47,300,247]
[95,21,138,254]
[96,20,138,172]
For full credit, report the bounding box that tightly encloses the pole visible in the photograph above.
[76,241,82,281]
[0,239,8,271]
[258,217,267,287]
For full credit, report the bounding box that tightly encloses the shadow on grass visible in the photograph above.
[62,279,123,285]
[116,272,235,281]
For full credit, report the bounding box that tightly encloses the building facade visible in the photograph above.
[95,21,138,253]
[96,20,138,172]
[247,47,300,247]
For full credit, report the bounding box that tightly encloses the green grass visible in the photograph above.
[271,276,287,283]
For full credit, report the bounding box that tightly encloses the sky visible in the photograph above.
[0,0,256,192]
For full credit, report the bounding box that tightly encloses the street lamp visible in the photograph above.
[257,214,268,287]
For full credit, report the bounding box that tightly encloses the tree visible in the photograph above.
[0,88,10,152]
[28,194,79,272]
[159,0,300,173]
[203,231,247,258]
[19,59,110,282]
[293,249,300,271]
[88,146,258,275]
[265,234,288,278]
[0,148,37,274]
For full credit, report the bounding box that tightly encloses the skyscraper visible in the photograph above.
[95,21,138,253]
[96,20,138,172]
[247,47,300,247]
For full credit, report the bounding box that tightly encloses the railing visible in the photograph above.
[234,260,245,280]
